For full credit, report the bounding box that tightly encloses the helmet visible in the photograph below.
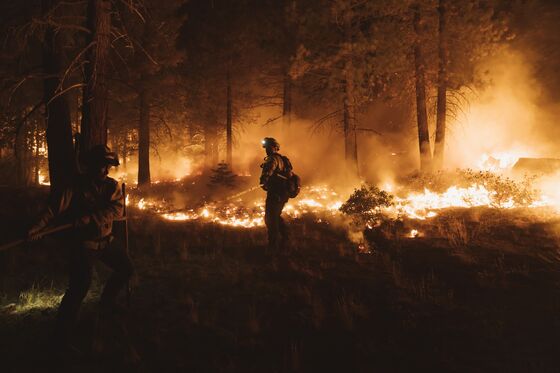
[261,137,280,150]
[85,144,120,167]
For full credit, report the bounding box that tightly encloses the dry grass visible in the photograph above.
[1,284,63,315]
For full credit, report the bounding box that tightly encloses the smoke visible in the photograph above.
[445,47,560,169]
[111,46,560,196]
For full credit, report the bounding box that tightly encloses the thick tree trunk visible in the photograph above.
[122,130,128,169]
[226,71,233,168]
[34,121,40,184]
[282,69,292,132]
[15,119,31,186]
[81,0,111,151]
[42,0,75,190]
[137,89,151,186]
[413,5,433,172]
[434,0,448,170]
[343,17,358,177]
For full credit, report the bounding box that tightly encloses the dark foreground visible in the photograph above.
[1,187,560,372]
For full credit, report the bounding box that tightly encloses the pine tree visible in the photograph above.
[208,162,237,189]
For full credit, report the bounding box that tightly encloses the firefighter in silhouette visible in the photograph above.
[260,137,290,252]
[28,144,133,349]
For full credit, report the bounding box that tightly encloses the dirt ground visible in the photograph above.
[1,186,560,372]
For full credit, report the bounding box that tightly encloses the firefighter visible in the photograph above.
[259,137,290,252]
[27,144,133,350]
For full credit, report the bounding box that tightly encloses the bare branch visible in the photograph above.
[356,127,382,136]
[261,115,282,127]
[46,83,85,106]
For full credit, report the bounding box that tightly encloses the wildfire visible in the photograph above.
[126,174,555,229]
[391,184,509,220]
[477,152,523,172]
[129,185,344,228]
[38,170,50,186]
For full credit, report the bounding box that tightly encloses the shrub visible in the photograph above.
[458,169,537,207]
[340,184,394,226]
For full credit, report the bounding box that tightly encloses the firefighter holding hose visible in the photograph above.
[27,144,133,352]
[260,137,292,253]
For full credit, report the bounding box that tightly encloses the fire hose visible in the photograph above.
[157,184,264,216]
[222,184,263,201]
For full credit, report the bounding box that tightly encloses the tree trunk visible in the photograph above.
[137,89,151,186]
[343,17,358,177]
[42,0,75,190]
[413,5,433,172]
[81,0,111,151]
[15,119,31,186]
[34,121,40,184]
[122,130,128,169]
[282,68,292,133]
[226,71,233,168]
[433,0,448,170]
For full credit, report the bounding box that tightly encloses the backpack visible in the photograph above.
[278,155,301,198]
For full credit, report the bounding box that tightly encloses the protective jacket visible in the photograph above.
[260,153,289,196]
[32,175,123,241]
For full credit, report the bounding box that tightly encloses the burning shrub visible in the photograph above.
[403,170,459,193]
[458,170,538,207]
[403,169,539,208]
[340,184,394,226]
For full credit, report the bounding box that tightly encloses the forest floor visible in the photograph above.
[1,186,560,372]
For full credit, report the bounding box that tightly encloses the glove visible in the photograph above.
[27,227,43,242]
[74,215,91,228]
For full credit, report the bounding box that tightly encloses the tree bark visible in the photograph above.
[34,121,40,184]
[434,0,448,170]
[137,89,151,186]
[413,5,433,172]
[15,118,32,186]
[42,0,75,190]
[282,68,292,133]
[122,130,128,169]
[81,0,111,151]
[226,70,233,168]
[343,16,358,177]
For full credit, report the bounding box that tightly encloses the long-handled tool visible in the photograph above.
[0,223,74,252]
[122,183,132,307]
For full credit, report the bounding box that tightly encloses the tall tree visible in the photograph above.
[137,88,151,185]
[42,0,75,189]
[178,0,263,172]
[412,3,433,172]
[433,0,447,170]
[342,8,358,176]
[291,0,405,177]
[81,0,111,151]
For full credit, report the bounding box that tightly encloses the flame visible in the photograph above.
[38,170,50,186]
[409,229,419,238]
[476,152,523,172]
[127,185,344,228]
[125,175,555,230]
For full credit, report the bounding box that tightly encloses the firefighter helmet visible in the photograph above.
[86,144,120,167]
[261,137,280,150]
